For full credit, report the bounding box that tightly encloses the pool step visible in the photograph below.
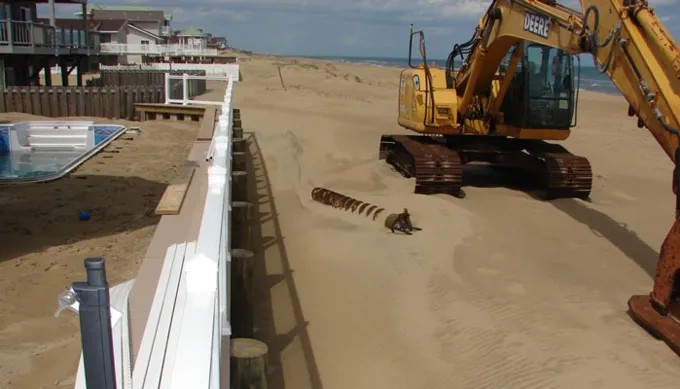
[27,134,89,149]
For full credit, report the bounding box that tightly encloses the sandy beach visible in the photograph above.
[2,54,680,389]
[231,56,680,388]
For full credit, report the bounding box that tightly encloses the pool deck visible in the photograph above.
[127,115,216,362]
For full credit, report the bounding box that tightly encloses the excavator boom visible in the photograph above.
[379,0,680,356]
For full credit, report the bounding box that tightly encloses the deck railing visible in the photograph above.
[100,43,218,56]
[101,63,240,79]
[0,20,100,50]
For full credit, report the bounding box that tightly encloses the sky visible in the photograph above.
[40,0,680,59]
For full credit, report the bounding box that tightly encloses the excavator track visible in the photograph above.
[537,152,593,200]
[379,135,592,200]
[379,135,464,197]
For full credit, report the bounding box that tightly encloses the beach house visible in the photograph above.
[0,0,101,86]
[77,4,172,64]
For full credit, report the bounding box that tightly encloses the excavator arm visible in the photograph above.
[455,0,680,161]
[454,0,680,354]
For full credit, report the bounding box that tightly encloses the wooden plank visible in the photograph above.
[133,103,206,116]
[155,165,196,215]
[196,106,217,141]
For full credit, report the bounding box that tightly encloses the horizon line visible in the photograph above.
[287,54,600,67]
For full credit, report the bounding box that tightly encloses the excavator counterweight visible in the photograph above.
[379,0,680,356]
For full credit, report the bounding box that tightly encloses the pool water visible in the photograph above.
[0,124,126,182]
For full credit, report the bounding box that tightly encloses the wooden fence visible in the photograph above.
[0,86,164,120]
[0,69,212,120]
[87,69,207,99]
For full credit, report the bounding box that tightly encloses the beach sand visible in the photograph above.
[229,57,680,388]
[2,54,680,389]
[0,114,199,389]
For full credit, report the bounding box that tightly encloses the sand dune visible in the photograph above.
[233,56,680,389]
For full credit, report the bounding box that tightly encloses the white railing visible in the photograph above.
[66,76,236,389]
[100,43,218,56]
[166,78,234,389]
[165,73,234,106]
[101,63,240,78]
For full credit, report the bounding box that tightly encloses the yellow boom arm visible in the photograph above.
[449,0,680,355]
[455,0,680,162]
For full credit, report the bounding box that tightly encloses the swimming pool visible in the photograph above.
[0,121,127,184]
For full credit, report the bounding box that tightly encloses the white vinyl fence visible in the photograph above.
[62,76,237,389]
[101,63,240,79]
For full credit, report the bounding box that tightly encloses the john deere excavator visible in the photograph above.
[378,0,680,355]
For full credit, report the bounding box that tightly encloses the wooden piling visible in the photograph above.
[231,201,253,250]
[233,137,247,153]
[233,125,243,139]
[231,248,255,337]
[230,338,268,389]
[232,171,248,202]
[232,151,247,171]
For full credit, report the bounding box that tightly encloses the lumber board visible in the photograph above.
[197,106,217,141]
[155,165,196,215]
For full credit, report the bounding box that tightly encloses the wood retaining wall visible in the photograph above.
[0,86,164,120]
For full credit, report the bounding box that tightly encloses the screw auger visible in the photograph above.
[310,187,422,235]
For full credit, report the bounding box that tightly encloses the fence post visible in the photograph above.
[182,72,189,105]
[71,257,117,389]
[164,71,170,104]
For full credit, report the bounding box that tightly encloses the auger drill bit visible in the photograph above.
[311,187,386,220]
[311,187,422,235]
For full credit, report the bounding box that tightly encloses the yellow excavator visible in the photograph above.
[378,0,680,355]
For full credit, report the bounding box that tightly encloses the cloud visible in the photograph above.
[144,0,491,24]
[37,0,680,58]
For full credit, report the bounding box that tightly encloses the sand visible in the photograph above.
[2,54,680,389]
[230,57,680,389]
[0,114,199,389]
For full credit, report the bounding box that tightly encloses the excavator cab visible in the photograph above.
[500,42,578,130]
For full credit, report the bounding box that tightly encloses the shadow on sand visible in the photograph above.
[550,199,660,278]
[459,165,660,278]
[0,175,167,263]
[240,132,323,389]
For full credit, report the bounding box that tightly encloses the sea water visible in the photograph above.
[302,55,619,96]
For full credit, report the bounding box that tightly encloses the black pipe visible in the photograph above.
[72,257,117,389]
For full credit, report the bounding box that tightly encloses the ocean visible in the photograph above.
[302,55,618,96]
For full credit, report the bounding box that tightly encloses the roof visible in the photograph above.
[95,19,127,32]
[83,4,172,21]
[32,0,87,3]
[90,9,167,23]
[36,17,97,30]
[127,23,163,41]
[176,27,207,37]
[36,17,128,33]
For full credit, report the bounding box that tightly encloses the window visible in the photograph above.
[525,45,572,98]
[499,47,523,76]
[141,40,149,45]
[524,44,574,128]
[19,6,31,22]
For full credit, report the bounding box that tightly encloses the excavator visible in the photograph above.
[378,0,680,355]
